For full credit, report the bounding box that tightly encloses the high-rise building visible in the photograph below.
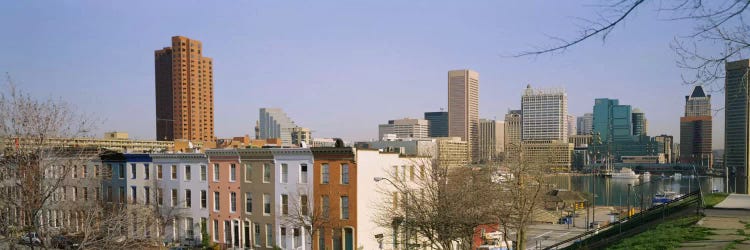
[447,69,479,163]
[291,127,312,146]
[567,115,577,136]
[155,36,214,142]
[577,113,593,135]
[377,118,430,140]
[632,109,647,136]
[257,108,306,146]
[478,119,505,163]
[504,110,522,153]
[591,98,658,161]
[521,85,568,141]
[654,134,675,164]
[424,111,449,137]
[725,59,750,193]
[680,86,712,168]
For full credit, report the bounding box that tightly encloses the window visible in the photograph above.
[254,223,261,246]
[131,164,136,179]
[318,229,326,250]
[263,193,271,215]
[157,188,163,205]
[245,193,252,213]
[281,194,289,215]
[300,164,308,183]
[118,164,125,179]
[341,164,349,184]
[392,166,399,181]
[200,165,207,181]
[420,165,425,179]
[214,192,220,211]
[131,186,137,204]
[171,165,177,180]
[410,165,415,181]
[172,189,178,207]
[244,163,252,182]
[144,187,150,205]
[185,189,192,208]
[293,228,301,248]
[322,195,330,218]
[281,227,287,248]
[72,165,78,179]
[201,190,207,208]
[281,164,288,183]
[265,224,273,247]
[185,165,191,181]
[213,220,219,241]
[322,164,329,184]
[144,164,150,180]
[230,164,236,182]
[83,187,88,201]
[341,196,349,219]
[83,166,89,178]
[230,192,237,213]
[392,192,399,209]
[213,164,219,182]
[119,187,125,204]
[157,165,163,179]
[94,165,100,177]
[186,217,194,238]
[301,195,309,215]
[106,186,112,202]
[262,164,271,183]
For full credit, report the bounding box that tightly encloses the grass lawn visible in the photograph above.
[704,193,729,208]
[607,215,712,250]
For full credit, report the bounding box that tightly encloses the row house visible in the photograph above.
[205,149,242,248]
[311,147,357,250]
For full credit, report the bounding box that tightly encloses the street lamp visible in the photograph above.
[374,177,409,250]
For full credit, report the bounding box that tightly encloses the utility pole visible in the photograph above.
[627,184,632,219]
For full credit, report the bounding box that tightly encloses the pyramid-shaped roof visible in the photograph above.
[690,86,706,98]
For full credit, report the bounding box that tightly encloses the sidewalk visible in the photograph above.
[679,194,750,249]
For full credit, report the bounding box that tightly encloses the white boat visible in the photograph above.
[611,167,640,179]
[673,173,682,180]
[641,172,651,181]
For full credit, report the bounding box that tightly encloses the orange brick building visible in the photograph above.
[311,147,357,250]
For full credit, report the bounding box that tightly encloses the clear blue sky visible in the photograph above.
[0,1,724,148]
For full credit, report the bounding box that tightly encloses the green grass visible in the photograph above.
[704,193,730,208]
[607,215,712,250]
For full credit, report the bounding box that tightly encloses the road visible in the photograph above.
[525,206,620,250]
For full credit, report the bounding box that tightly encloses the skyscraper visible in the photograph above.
[424,111,449,137]
[257,108,308,146]
[448,69,479,162]
[504,110,522,153]
[377,118,430,139]
[725,59,750,193]
[478,119,505,163]
[567,115,577,136]
[632,109,647,136]
[680,86,712,168]
[577,113,593,135]
[155,36,214,142]
[591,98,658,161]
[521,85,568,141]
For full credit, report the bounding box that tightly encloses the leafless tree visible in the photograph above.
[282,188,337,250]
[515,0,750,90]
[374,158,499,250]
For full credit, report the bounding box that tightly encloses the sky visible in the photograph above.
[0,1,726,148]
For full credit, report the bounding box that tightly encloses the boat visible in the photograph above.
[652,191,682,206]
[611,167,640,179]
[641,172,651,181]
[673,173,682,180]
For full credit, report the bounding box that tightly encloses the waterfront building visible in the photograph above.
[654,135,675,164]
[725,59,750,193]
[576,113,593,135]
[680,86,713,168]
[521,85,568,141]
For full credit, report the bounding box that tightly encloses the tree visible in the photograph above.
[282,188,336,250]
[0,76,95,249]
[374,158,499,250]
[516,0,750,89]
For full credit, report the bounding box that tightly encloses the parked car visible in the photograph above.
[52,235,81,249]
[20,232,42,246]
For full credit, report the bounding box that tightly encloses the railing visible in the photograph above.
[544,190,701,250]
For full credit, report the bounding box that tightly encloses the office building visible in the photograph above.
[291,127,312,146]
[257,108,307,146]
[680,86,713,168]
[567,115,577,136]
[424,111,449,137]
[155,36,214,142]
[591,98,659,161]
[478,119,505,163]
[521,85,568,141]
[504,110,522,156]
[654,135,675,164]
[632,109,647,136]
[448,69,479,163]
[436,137,470,168]
[377,118,430,140]
[725,59,750,193]
[577,113,593,135]
[520,140,574,172]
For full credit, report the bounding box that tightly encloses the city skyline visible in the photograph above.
[0,1,725,148]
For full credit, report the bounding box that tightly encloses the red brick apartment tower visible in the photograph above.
[155,36,215,142]
[206,149,242,248]
[311,147,357,250]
